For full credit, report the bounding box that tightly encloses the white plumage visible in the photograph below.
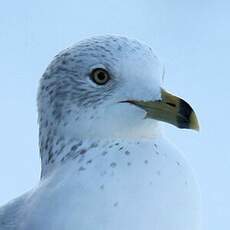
[0,35,201,230]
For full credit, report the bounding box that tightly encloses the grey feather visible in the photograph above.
[0,193,28,230]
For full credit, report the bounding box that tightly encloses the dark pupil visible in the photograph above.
[97,72,106,81]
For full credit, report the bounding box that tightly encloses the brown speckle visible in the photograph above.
[100,185,104,190]
[113,202,119,207]
[110,162,117,168]
[79,149,87,155]
[70,141,82,151]
[102,151,107,156]
[79,166,86,171]
[87,159,92,164]
[90,142,98,148]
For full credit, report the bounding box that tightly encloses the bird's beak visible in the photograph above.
[121,88,199,131]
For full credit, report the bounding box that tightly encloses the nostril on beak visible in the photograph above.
[166,102,176,107]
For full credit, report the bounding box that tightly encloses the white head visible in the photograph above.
[38,36,163,141]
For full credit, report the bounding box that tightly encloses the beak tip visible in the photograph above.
[189,111,200,132]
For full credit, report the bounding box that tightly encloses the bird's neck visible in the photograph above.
[39,121,162,178]
[39,111,164,177]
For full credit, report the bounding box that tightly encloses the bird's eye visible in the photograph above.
[90,68,110,85]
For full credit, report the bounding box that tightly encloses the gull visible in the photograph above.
[0,35,201,230]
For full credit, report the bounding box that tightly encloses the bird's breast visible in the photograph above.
[22,138,201,230]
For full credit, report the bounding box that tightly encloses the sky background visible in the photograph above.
[0,0,229,229]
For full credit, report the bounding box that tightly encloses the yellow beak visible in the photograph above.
[121,88,199,131]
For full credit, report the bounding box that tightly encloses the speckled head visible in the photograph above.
[38,35,163,141]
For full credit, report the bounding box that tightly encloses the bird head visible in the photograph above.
[38,35,199,140]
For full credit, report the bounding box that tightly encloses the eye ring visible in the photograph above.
[90,68,110,85]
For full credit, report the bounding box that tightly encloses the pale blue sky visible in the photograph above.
[0,0,229,229]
